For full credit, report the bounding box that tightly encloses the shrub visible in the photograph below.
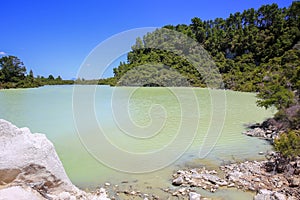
[274,130,300,158]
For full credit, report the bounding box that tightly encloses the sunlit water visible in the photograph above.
[0,85,275,199]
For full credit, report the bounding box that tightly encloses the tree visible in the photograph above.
[48,74,55,80]
[29,69,34,78]
[0,56,26,82]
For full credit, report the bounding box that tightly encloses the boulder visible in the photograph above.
[0,119,71,186]
[0,119,110,200]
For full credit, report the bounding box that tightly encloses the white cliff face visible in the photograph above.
[0,119,110,200]
[0,119,71,185]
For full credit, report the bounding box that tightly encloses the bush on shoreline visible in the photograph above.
[274,130,300,158]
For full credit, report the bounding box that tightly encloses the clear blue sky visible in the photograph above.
[0,0,292,79]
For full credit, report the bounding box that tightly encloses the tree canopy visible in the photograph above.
[0,56,73,89]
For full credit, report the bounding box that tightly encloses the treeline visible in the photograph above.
[112,2,300,108]
[0,55,73,89]
[113,2,299,89]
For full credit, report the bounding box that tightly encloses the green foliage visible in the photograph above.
[256,49,300,110]
[274,130,300,158]
[0,56,26,83]
[0,55,74,89]
[112,2,300,92]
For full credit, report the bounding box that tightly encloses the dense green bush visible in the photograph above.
[274,130,300,158]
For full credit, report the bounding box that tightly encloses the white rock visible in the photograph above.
[0,186,44,200]
[254,189,273,200]
[58,192,71,200]
[274,192,286,200]
[189,192,201,200]
[0,119,111,200]
[0,119,71,186]
[172,176,184,186]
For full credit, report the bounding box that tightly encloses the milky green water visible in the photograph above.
[0,85,275,199]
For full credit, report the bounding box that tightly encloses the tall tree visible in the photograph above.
[0,56,26,82]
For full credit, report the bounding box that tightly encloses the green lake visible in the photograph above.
[0,85,275,199]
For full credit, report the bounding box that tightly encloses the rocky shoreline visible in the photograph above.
[243,118,284,143]
[168,118,300,200]
[170,155,299,200]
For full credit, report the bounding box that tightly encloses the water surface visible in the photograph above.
[0,85,275,199]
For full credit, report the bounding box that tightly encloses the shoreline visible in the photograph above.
[2,117,298,199]
[163,120,300,200]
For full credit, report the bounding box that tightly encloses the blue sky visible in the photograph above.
[0,0,292,79]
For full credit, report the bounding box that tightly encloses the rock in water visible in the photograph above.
[172,176,184,186]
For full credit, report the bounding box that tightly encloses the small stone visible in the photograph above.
[274,192,286,200]
[178,187,186,193]
[290,177,300,187]
[99,188,106,193]
[216,180,228,186]
[172,176,184,186]
[248,186,256,191]
[104,182,110,186]
[253,178,261,182]
[172,191,178,196]
[259,152,264,155]
[227,183,235,187]
[296,160,300,168]
[177,170,185,174]
[189,192,201,200]
[276,181,283,188]
[70,196,76,200]
[58,192,71,200]
[254,189,273,200]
